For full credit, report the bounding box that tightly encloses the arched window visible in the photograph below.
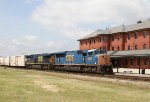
[99,37,102,42]
[112,35,114,41]
[94,39,96,44]
[103,37,107,42]
[80,42,83,46]
[144,58,148,65]
[89,40,91,45]
[117,46,120,50]
[125,59,128,65]
[143,31,147,38]
[143,44,146,49]
[128,45,130,50]
[137,59,140,65]
[112,46,114,51]
[128,34,130,40]
[135,45,138,50]
[118,34,120,41]
[135,32,138,39]
[131,59,133,65]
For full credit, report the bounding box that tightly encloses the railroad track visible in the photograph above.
[1,66,150,82]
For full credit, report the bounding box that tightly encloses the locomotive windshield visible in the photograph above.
[94,50,107,55]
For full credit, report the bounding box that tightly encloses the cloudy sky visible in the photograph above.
[0,0,150,56]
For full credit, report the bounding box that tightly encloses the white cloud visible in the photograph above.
[31,0,150,38]
[0,35,76,56]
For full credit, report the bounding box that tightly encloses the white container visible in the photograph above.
[10,55,26,67]
[4,57,10,66]
[0,56,5,65]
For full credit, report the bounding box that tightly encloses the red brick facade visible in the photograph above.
[78,21,150,69]
[79,30,150,51]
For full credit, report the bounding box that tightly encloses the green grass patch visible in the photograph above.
[0,67,150,102]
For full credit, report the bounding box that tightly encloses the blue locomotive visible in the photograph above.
[25,49,113,75]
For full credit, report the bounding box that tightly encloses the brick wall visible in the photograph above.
[110,33,125,51]
[124,30,150,50]
[79,29,150,51]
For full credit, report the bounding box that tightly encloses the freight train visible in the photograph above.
[0,49,113,75]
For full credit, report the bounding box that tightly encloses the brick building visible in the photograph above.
[78,19,150,69]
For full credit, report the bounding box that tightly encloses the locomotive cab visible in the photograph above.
[98,54,111,66]
[97,54,113,75]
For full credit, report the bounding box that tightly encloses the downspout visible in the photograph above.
[139,57,141,74]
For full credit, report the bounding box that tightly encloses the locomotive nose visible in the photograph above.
[98,54,112,66]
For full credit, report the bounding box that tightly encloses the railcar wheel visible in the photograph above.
[99,68,105,75]
[107,68,113,75]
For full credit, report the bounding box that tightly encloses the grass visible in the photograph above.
[0,67,150,102]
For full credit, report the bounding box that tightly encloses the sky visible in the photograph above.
[0,0,150,56]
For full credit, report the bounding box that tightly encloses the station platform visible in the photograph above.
[115,72,150,78]
[113,68,150,74]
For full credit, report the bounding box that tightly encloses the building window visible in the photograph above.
[125,59,128,65]
[144,58,148,65]
[100,37,102,42]
[135,32,138,39]
[86,41,87,45]
[137,59,140,65]
[112,46,114,51]
[89,40,91,45]
[112,35,114,41]
[100,47,102,49]
[135,45,138,50]
[103,47,106,50]
[118,34,120,41]
[144,31,147,38]
[143,44,146,49]
[80,42,83,46]
[131,59,133,65]
[94,39,96,44]
[103,37,107,42]
[128,34,130,40]
[128,45,130,50]
[117,46,120,50]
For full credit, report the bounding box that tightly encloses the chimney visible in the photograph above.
[137,20,142,24]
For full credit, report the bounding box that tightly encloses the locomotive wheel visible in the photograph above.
[80,67,84,72]
[99,68,105,75]
[107,68,113,75]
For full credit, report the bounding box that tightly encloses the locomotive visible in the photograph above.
[0,49,113,75]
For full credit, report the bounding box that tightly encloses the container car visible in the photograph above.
[10,55,26,67]
[0,56,5,65]
[4,57,10,66]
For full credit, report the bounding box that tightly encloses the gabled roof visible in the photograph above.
[125,20,150,32]
[78,29,104,40]
[78,18,150,41]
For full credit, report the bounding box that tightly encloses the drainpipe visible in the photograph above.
[116,58,119,73]
[139,57,141,74]
[149,57,150,69]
